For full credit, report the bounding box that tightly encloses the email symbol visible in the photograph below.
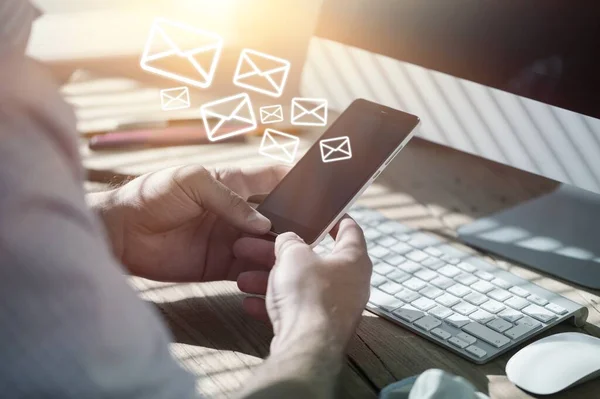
[200,93,257,142]
[259,105,284,124]
[320,136,352,163]
[140,18,223,89]
[233,49,291,98]
[291,98,328,126]
[259,129,300,164]
[160,86,190,111]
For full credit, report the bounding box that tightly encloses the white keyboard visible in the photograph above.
[315,206,588,364]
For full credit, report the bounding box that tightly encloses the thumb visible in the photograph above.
[177,166,272,234]
[274,232,312,261]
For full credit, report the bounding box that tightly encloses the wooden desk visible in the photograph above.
[83,127,600,398]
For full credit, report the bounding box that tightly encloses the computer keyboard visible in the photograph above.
[315,206,588,364]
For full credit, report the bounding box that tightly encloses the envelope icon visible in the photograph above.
[320,136,352,163]
[233,49,291,98]
[259,105,284,124]
[160,86,190,111]
[200,93,257,142]
[140,18,223,89]
[291,98,328,126]
[259,129,300,164]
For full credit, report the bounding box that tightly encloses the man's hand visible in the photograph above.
[236,218,372,399]
[88,165,287,282]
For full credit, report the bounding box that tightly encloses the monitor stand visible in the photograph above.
[458,184,600,290]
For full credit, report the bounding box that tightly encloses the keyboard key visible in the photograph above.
[481,300,506,314]
[387,270,411,283]
[522,304,556,323]
[463,322,510,348]
[436,293,461,308]
[447,284,471,298]
[449,336,469,349]
[441,255,461,265]
[457,262,477,273]
[406,250,429,263]
[384,255,407,266]
[438,265,462,278]
[377,236,398,248]
[394,233,412,242]
[379,281,404,295]
[377,221,404,234]
[470,309,494,324]
[464,292,487,306]
[454,273,478,286]
[429,306,453,319]
[471,280,495,294]
[430,276,455,289]
[498,308,523,323]
[406,233,440,248]
[393,305,425,323]
[453,302,477,316]
[509,286,530,298]
[398,261,422,274]
[505,296,530,310]
[415,269,438,282]
[466,345,487,358]
[517,316,542,329]
[370,274,387,287]
[422,258,445,270]
[487,318,512,333]
[504,322,541,340]
[373,263,395,276]
[431,328,452,340]
[369,245,391,259]
[488,289,512,302]
[395,288,421,303]
[412,297,436,311]
[446,313,471,328]
[546,303,568,315]
[475,270,494,281]
[364,229,383,241]
[369,288,403,311]
[414,315,442,331]
[491,278,511,289]
[526,294,549,307]
[457,332,477,345]
[390,242,413,255]
[420,286,444,299]
[403,277,427,291]
[424,247,443,257]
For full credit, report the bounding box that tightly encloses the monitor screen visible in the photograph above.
[315,1,600,120]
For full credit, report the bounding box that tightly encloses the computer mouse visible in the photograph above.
[506,332,600,395]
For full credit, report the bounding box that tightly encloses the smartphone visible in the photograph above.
[257,99,420,246]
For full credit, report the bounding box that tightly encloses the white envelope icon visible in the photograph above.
[200,93,257,142]
[160,86,190,110]
[259,129,300,164]
[291,98,328,126]
[140,18,223,89]
[259,105,284,124]
[233,49,291,98]
[320,136,352,163]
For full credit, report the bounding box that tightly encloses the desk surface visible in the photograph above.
[84,127,600,398]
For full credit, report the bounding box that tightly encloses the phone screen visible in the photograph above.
[257,99,419,244]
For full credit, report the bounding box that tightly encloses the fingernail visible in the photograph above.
[248,211,271,231]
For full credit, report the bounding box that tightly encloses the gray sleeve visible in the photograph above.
[0,56,197,398]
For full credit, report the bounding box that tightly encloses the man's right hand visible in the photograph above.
[237,217,372,355]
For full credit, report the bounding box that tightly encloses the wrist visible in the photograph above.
[86,189,125,262]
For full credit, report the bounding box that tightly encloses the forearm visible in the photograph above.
[237,329,345,399]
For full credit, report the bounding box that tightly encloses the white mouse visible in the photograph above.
[506,332,600,395]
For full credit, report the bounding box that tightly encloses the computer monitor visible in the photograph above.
[302,1,600,288]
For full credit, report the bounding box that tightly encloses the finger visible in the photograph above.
[233,237,276,268]
[174,166,272,234]
[214,165,290,199]
[328,214,351,240]
[237,271,270,295]
[242,296,270,324]
[330,217,368,260]
[275,232,312,262]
